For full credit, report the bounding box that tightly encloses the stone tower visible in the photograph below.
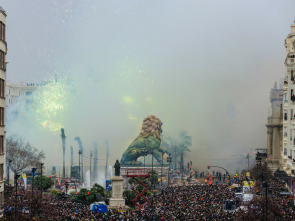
[265,81,283,174]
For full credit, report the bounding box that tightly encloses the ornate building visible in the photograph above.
[265,81,283,174]
[0,6,6,210]
[281,21,295,176]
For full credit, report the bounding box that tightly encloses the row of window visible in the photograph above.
[0,22,5,41]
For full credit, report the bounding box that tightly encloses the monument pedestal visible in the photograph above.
[109,176,128,209]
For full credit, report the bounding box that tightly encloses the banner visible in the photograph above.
[22,173,27,190]
[106,180,112,191]
[246,172,250,177]
[243,181,249,186]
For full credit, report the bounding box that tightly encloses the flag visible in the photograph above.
[22,173,27,190]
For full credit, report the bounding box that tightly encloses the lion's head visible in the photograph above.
[140,115,162,139]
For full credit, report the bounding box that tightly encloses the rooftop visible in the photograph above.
[0,6,5,14]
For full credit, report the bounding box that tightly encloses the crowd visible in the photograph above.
[4,176,295,220]
[54,178,295,221]
[55,184,238,221]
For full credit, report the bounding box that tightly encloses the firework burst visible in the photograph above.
[32,75,74,132]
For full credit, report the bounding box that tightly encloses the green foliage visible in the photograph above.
[179,130,192,153]
[91,183,106,197]
[57,192,65,197]
[123,189,136,206]
[33,176,54,191]
[50,189,59,196]
[76,183,106,203]
[149,170,159,187]
[69,191,77,197]
[128,170,159,195]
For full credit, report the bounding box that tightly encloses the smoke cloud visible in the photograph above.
[2,0,295,174]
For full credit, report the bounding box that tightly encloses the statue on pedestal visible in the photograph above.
[114,159,120,176]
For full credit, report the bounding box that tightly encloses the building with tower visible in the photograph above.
[0,5,6,210]
[265,81,283,173]
[280,21,295,176]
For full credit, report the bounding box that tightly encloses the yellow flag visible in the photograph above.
[22,173,27,178]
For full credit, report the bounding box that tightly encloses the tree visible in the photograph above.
[33,176,54,191]
[91,183,106,197]
[178,130,192,175]
[76,183,106,203]
[161,131,192,176]
[128,170,159,193]
[123,189,137,207]
[4,184,58,220]
[6,136,45,174]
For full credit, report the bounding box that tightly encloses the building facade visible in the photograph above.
[281,22,295,176]
[0,6,6,209]
[5,81,39,108]
[265,81,283,173]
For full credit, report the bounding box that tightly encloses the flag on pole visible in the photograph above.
[22,173,27,190]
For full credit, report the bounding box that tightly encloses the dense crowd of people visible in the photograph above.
[54,184,238,220]
[54,178,295,221]
[4,175,295,220]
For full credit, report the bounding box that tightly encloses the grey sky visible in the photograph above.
[1,0,295,173]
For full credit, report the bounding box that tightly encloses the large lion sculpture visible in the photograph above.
[120,115,165,165]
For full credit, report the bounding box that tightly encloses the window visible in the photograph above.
[0,164,3,181]
[291,129,292,141]
[0,50,5,70]
[284,131,288,137]
[0,22,5,41]
[0,107,4,126]
[0,79,4,98]
[284,148,287,156]
[0,136,3,154]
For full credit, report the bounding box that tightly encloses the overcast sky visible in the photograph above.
[1,0,295,174]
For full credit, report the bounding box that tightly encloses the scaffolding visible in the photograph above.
[126,168,151,209]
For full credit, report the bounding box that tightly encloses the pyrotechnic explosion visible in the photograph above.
[32,75,74,132]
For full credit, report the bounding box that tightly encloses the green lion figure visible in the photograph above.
[120,115,165,165]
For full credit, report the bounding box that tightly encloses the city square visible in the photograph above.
[0,1,294,220]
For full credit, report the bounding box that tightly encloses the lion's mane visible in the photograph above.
[140,115,162,139]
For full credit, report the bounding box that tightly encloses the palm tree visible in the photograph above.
[178,130,192,176]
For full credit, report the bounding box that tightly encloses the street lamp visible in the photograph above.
[142,149,148,170]
[31,167,37,220]
[167,154,172,186]
[65,181,69,196]
[161,152,164,188]
[232,154,251,172]
[14,173,20,220]
[7,159,12,186]
[78,150,82,184]
[40,163,44,195]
